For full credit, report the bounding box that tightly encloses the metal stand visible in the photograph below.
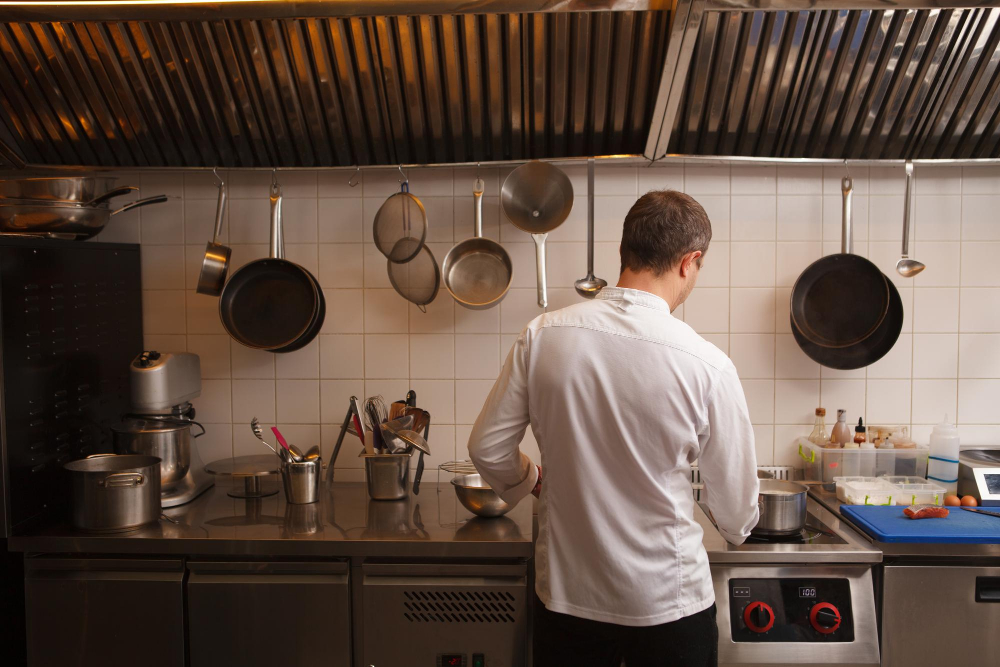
[205,455,280,499]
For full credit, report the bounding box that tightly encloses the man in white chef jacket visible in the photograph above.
[468,189,760,666]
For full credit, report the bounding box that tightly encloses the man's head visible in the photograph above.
[618,190,712,310]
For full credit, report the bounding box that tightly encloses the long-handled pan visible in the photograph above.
[790,177,890,349]
[219,181,321,351]
[790,177,902,369]
[196,177,231,296]
[443,178,513,309]
[501,161,574,309]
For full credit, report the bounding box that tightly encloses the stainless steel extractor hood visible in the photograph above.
[647,1,1000,161]
[0,1,671,168]
[0,1,997,169]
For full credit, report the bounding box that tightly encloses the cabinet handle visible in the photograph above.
[977,577,1000,603]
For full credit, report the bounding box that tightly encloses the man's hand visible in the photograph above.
[532,465,542,498]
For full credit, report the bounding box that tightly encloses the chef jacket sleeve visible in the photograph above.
[698,363,760,545]
[467,330,538,505]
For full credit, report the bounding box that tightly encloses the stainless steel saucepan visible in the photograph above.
[753,479,808,536]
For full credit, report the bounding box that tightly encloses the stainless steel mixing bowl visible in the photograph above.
[451,473,513,518]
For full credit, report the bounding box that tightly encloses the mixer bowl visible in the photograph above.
[451,474,513,518]
[113,419,191,490]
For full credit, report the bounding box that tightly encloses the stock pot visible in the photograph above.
[753,479,808,536]
[64,454,161,532]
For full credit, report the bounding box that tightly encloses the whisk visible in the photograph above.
[364,395,388,453]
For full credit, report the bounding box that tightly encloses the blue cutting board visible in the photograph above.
[840,505,1000,543]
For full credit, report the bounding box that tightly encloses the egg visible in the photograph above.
[944,495,961,507]
[960,495,979,507]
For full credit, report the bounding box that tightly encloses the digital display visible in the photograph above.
[799,587,817,598]
[440,656,465,667]
[985,474,1000,495]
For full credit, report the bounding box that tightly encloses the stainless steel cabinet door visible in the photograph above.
[362,563,529,667]
[24,557,185,667]
[882,565,1000,666]
[187,561,351,667]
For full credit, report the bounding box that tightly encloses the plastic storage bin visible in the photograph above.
[882,476,947,506]
[833,476,875,502]
[798,439,928,486]
[840,478,897,505]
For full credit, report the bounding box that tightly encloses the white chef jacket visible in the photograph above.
[468,287,760,626]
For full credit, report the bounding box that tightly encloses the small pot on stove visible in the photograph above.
[753,479,808,537]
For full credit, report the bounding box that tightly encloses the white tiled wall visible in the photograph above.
[101,163,1000,477]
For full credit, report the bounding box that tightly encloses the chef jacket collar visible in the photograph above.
[596,287,672,313]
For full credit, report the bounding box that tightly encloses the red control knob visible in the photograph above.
[810,602,842,634]
[743,601,775,633]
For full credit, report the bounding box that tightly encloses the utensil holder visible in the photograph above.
[280,457,321,504]
[364,454,411,501]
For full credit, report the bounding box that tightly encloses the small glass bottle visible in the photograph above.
[808,408,828,446]
[854,417,867,445]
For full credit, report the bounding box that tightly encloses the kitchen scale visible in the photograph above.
[973,468,1000,507]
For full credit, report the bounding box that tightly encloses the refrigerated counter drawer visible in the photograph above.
[881,565,1000,666]
[362,562,528,667]
[187,560,351,667]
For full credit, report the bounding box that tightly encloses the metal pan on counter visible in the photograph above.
[64,454,162,533]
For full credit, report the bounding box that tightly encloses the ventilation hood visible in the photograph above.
[0,1,997,169]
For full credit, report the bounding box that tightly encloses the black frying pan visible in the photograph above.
[792,276,903,370]
[790,176,890,349]
[220,183,320,351]
[272,272,326,353]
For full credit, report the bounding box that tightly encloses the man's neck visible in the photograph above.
[616,269,680,312]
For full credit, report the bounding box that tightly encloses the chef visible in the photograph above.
[468,189,760,666]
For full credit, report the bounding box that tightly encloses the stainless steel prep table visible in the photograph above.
[9,481,533,559]
[811,487,1000,667]
[10,482,534,667]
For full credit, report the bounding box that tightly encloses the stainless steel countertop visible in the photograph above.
[8,482,533,559]
[696,497,883,564]
[810,487,1000,560]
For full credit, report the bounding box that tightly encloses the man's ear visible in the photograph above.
[679,251,702,278]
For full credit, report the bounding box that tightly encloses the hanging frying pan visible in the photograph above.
[272,271,326,353]
[792,277,903,370]
[219,181,321,351]
[790,177,890,349]
[501,161,574,309]
[790,177,902,369]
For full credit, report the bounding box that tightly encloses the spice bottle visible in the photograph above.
[830,409,852,447]
[808,408,828,446]
[854,417,867,445]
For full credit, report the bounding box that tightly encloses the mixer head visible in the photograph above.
[130,351,202,414]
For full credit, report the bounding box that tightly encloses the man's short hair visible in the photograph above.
[620,190,712,276]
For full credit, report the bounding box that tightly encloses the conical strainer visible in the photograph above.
[374,181,427,263]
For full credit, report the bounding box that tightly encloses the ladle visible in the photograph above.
[575,158,608,298]
[896,161,925,278]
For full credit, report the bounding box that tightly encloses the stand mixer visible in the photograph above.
[112,351,214,507]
